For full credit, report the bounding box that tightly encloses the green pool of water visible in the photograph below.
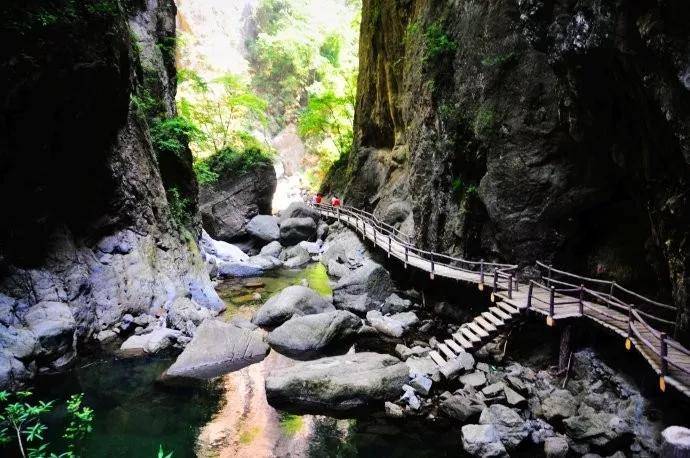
[217,262,332,319]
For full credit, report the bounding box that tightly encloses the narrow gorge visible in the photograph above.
[1,0,689,457]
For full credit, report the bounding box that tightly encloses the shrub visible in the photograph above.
[473,106,495,137]
[425,22,457,59]
[166,187,192,228]
[150,116,200,157]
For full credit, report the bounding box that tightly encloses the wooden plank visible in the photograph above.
[429,350,445,366]
[467,322,490,338]
[475,316,498,333]
[497,301,520,316]
[490,306,511,321]
[445,339,464,354]
[460,326,481,343]
[482,311,504,327]
[452,332,474,350]
[437,342,457,359]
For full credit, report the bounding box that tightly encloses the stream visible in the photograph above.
[21,263,459,457]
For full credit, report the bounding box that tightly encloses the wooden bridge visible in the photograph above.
[313,203,690,398]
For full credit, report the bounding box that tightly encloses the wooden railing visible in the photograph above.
[313,202,688,392]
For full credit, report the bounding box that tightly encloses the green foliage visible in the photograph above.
[156,36,178,64]
[298,90,353,156]
[157,445,173,458]
[481,52,516,67]
[166,187,192,228]
[320,34,342,67]
[150,117,201,157]
[278,412,303,437]
[0,390,93,458]
[424,21,457,60]
[178,70,268,155]
[192,160,219,185]
[473,106,495,137]
[193,133,275,184]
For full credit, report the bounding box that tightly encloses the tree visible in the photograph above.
[298,90,353,158]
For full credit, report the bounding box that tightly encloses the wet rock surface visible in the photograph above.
[252,285,334,328]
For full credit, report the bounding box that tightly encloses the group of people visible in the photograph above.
[311,193,341,207]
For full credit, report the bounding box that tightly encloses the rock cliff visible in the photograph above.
[0,0,222,387]
[324,0,690,340]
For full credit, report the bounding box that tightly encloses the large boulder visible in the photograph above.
[662,426,690,458]
[366,310,404,338]
[321,223,367,267]
[166,297,214,335]
[279,217,317,245]
[199,163,276,242]
[279,202,320,223]
[279,245,311,268]
[120,327,182,356]
[541,389,578,421]
[216,261,264,278]
[440,392,484,422]
[161,320,269,383]
[265,352,409,415]
[23,301,75,357]
[562,404,632,452]
[246,215,280,242]
[333,260,394,314]
[479,404,530,450]
[260,240,283,257]
[461,424,508,457]
[267,310,362,358]
[200,230,249,262]
[247,255,283,270]
[0,352,31,390]
[252,285,334,328]
[0,325,37,360]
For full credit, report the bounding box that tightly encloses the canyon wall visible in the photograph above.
[0,0,222,387]
[324,0,690,340]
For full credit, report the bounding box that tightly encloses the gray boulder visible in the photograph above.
[265,352,409,414]
[327,259,350,278]
[279,202,320,223]
[0,352,31,389]
[23,301,75,357]
[280,217,317,245]
[366,310,404,338]
[662,426,690,458]
[267,310,361,358]
[440,352,476,379]
[252,285,334,327]
[0,325,37,360]
[166,297,214,335]
[333,260,394,314]
[162,320,269,382]
[461,424,508,457]
[460,371,487,389]
[200,230,249,262]
[248,255,283,270]
[120,327,182,355]
[406,355,441,380]
[389,311,418,330]
[260,240,283,257]
[246,215,280,242]
[298,240,323,254]
[480,404,529,450]
[321,224,367,267]
[563,405,632,451]
[441,392,484,422]
[544,436,569,458]
[217,261,264,278]
[541,389,578,421]
[279,245,311,268]
[199,163,276,242]
[381,293,412,314]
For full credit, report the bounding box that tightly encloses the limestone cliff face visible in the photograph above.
[325,0,690,338]
[0,0,222,387]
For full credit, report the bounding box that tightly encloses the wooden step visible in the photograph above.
[460,326,481,343]
[445,339,464,354]
[490,306,512,321]
[497,301,520,315]
[429,350,446,366]
[452,332,474,350]
[475,316,498,332]
[437,343,457,359]
[467,321,490,338]
[482,311,504,327]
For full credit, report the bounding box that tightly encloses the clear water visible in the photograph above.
[2,263,466,457]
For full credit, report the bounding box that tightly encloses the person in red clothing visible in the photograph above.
[312,193,323,204]
[331,196,341,207]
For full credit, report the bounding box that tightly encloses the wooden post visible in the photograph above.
[514,274,519,292]
[527,281,533,310]
[547,264,553,287]
[558,324,572,372]
[625,305,633,350]
[493,270,498,290]
[549,286,555,317]
[430,253,435,280]
[387,235,391,258]
[404,246,408,268]
[508,275,513,299]
[607,281,615,308]
[660,332,668,392]
[480,260,485,284]
[578,284,584,316]
[373,226,377,246]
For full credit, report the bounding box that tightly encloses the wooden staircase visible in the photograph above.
[429,301,521,368]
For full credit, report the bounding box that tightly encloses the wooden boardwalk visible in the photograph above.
[315,204,690,398]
